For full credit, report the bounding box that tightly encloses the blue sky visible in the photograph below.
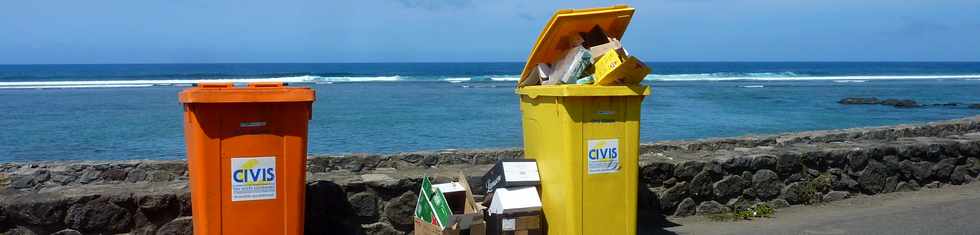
[1,0,978,64]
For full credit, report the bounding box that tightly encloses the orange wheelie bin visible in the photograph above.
[180,82,315,235]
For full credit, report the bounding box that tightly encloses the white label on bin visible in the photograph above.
[231,156,277,201]
[587,139,620,174]
[502,218,517,231]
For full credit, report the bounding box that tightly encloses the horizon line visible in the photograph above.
[2,60,980,66]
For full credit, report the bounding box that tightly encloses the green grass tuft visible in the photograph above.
[707,204,776,222]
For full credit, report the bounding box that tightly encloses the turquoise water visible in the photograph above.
[0,62,979,161]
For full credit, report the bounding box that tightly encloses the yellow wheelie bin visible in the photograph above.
[516,5,649,235]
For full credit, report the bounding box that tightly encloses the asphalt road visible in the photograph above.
[642,179,980,235]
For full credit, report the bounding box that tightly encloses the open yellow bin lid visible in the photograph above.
[516,5,648,97]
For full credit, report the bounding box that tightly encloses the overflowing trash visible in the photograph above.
[521,24,650,86]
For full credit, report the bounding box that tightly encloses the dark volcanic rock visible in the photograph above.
[951,165,975,185]
[838,97,880,105]
[125,168,146,183]
[689,170,722,198]
[969,104,980,109]
[176,192,192,217]
[673,198,696,217]
[723,156,753,173]
[348,192,381,223]
[137,194,175,212]
[156,217,193,235]
[750,155,778,171]
[9,175,37,189]
[832,171,860,191]
[4,197,72,226]
[50,172,77,185]
[638,187,662,211]
[967,158,980,175]
[77,168,100,184]
[839,97,920,108]
[884,176,899,193]
[932,103,960,107]
[64,198,132,233]
[695,201,730,215]
[726,197,758,212]
[50,229,82,235]
[145,171,174,182]
[767,199,790,209]
[822,191,849,202]
[847,150,870,172]
[305,181,359,234]
[776,152,802,176]
[752,169,784,200]
[659,182,689,212]
[931,158,958,180]
[641,162,676,187]
[901,160,934,181]
[674,161,704,181]
[383,191,417,231]
[896,180,920,192]
[882,155,902,173]
[780,182,810,205]
[880,99,920,108]
[858,160,889,194]
[361,222,401,235]
[5,226,37,235]
[713,175,746,200]
[100,169,128,181]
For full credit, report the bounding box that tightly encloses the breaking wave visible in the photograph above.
[645,72,980,81]
[3,72,980,89]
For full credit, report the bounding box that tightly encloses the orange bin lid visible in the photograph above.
[179,82,315,104]
[518,5,635,87]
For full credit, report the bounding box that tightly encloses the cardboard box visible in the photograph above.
[486,212,543,235]
[485,186,544,235]
[521,63,552,87]
[481,160,541,194]
[415,174,487,235]
[580,25,623,63]
[588,38,621,63]
[593,48,650,86]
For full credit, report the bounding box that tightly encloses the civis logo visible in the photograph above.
[231,157,277,201]
[587,139,620,174]
[588,139,619,161]
[233,159,275,186]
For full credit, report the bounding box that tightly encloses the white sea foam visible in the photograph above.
[646,74,980,81]
[3,72,979,90]
[0,75,402,89]
[444,77,471,83]
[741,85,765,88]
[0,84,156,89]
[317,76,401,82]
[488,76,520,81]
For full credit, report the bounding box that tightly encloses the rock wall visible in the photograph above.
[1,116,979,234]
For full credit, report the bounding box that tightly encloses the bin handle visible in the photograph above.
[248,82,285,88]
[198,83,233,88]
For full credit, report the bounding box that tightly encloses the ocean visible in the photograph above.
[1,62,979,162]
